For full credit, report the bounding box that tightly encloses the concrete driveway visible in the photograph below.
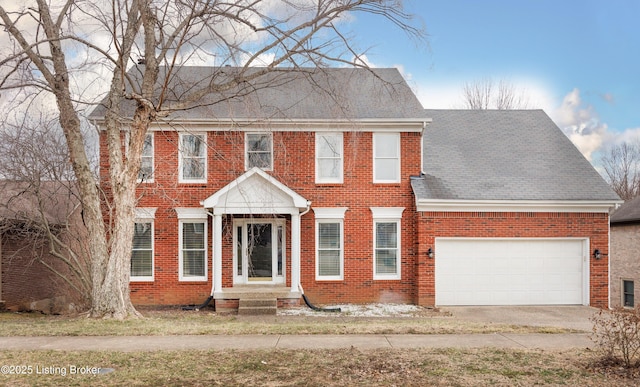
[441,306,599,332]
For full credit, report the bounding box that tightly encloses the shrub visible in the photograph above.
[590,307,640,368]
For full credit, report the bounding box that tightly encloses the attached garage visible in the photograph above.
[435,238,588,306]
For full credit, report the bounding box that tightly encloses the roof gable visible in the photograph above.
[202,167,309,215]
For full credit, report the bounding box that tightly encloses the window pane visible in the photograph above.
[247,134,271,152]
[318,159,341,179]
[376,223,397,248]
[133,223,152,248]
[318,134,341,157]
[376,249,397,274]
[183,223,205,249]
[319,223,340,248]
[182,135,204,157]
[139,157,153,180]
[375,134,398,157]
[131,250,152,277]
[183,250,205,277]
[375,159,398,181]
[248,152,271,168]
[182,158,205,179]
[319,250,340,276]
[142,134,153,156]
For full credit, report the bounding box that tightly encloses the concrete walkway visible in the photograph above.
[0,333,593,352]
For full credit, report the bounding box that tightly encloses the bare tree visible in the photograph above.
[600,141,640,201]
[0,1,423,319]
[0,118,91,308]
[462,77,530,110]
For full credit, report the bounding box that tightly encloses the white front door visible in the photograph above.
[233,219,285,285]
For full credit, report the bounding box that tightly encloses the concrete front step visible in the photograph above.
[238,298,277,315]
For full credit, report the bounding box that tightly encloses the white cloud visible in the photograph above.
[551,88,609,162]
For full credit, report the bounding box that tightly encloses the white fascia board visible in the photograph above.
[416,199,621,213]
[146,118,429,132]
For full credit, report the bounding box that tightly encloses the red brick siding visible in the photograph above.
[99,130,422,306]
[415,212,610,308]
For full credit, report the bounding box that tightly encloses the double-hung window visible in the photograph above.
[246,133,273,170]
[371,207,404,280]
[138,133,154,182]
[316,132,343,183]
[179,133,206,182]
[314,208,347,280]
[373,133,400,183]
[131,208,156,281]
[176,208,208,281]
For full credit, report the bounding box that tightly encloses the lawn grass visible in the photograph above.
[0,348,630,386]
[0,307,636,385]
[0,308,569,337]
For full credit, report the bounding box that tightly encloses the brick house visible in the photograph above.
[610,196,640,308]
[90,67,620,310]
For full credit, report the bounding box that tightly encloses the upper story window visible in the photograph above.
[373,133,400,183]
[246,133,273,170]
[316,132,343,184]
[179,133,206,183]
[138,133,154,183]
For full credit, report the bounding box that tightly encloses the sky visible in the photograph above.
[347,0,640,165]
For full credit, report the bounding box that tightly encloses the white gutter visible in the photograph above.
[416,199,623,213]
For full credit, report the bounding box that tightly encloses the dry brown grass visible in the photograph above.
[0,348,637,386]
[0,307,569,337]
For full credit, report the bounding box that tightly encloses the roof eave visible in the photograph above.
[91,117,431,132]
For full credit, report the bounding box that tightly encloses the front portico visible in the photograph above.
[202,167,310,301]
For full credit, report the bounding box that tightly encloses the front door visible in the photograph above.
[234,219,285,284]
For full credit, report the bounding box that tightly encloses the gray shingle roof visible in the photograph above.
[413,109,620,202]
[89,67,426,122]
[611,195,640,223]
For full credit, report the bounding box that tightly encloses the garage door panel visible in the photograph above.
[435,239,585,306]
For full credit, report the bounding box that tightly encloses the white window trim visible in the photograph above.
[177,208,208,282]
[314,207,347,281]
[131,207,157,282]
[315,132,344,184]
[373,132,401,183]
[371,207,404,280]
[178,132,207,183]
[245,132,274,171]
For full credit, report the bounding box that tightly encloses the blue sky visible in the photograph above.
[348,0,640,164]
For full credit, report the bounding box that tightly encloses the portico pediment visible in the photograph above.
[202,167,309,215]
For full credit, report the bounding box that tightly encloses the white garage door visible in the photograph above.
[435,238,587,306]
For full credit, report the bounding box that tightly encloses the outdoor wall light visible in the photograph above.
[593,249,602,260]
[427,248,434,259]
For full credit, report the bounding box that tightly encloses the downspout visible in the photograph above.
[296,201,341,312]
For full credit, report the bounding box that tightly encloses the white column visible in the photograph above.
[290,212,301,293]
[213,214,223,295]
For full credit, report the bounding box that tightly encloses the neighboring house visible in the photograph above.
[90,67,620,311]
[610,196,640,308]
[0,181,88,313]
